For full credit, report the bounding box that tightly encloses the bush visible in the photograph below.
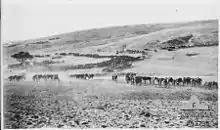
[11,51,33,63]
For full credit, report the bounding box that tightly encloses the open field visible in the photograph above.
[3,19,218,128]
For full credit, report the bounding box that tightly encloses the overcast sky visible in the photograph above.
[2,0,219,42]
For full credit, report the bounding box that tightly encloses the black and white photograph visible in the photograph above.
[2,0,219,129]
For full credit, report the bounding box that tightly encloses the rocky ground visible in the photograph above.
[4,80,218,129]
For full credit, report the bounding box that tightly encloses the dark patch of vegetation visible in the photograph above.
[56,55,142,71]
[35,41,49,44]
[34,54,50,58]
[60,53,67,56]
[52,56,62,59]
[193,43,218,47]
[8,44,18,48]
[167,48,176,51]
[102,68,114,72]
[27,41,49,45]
[11,51,33,63]
[186,53,200,57]
[178,34,194,43]
[191,34,218,46]
[66,40,82,43]
[133,31,148,35]
[144,48,152,51]
[161,38,185,46]
[28,41,49,45]
[49,37,60,40]
[159,34,193,49]
[59,52,117,58]
[160,33,218,51]
[42,60,64,65]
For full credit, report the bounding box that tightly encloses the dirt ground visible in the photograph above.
[4,75,218,128]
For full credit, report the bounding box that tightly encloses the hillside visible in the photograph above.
[3,19,218,81]
[3,19,218,56]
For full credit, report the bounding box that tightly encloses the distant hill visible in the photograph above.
[4,19,218,56]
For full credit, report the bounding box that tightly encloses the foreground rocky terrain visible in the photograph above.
[4,79,218,128]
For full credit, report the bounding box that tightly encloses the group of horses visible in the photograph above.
[8,74,25,82]
[32,74,60,82]
[126,49,146,54]
[124,72,202,86]
[116,49,147,55]
[203,81,218,90]
[122,72,217,89]
[70,74,94,80]
[7,72,218,90]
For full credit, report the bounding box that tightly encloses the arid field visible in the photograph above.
[3,19,218,128]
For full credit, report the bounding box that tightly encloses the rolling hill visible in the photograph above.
[3,19,218,81]
[3,19,218,56]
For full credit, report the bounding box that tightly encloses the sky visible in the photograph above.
[2,0,219,42]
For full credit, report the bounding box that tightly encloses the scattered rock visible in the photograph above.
[74,120,80,125]
[101,124,108,128]
[139,111,151,117]
[57,124,64,128]
[5,86,218,128]
[165,120,170,124]
[154,117,160,121]
[26,121,33,125]
[32,115,39,119]
[140,124,146,127]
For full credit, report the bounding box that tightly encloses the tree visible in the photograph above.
[11,51,33,63]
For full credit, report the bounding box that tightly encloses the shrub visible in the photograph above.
[11,51,33,63]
